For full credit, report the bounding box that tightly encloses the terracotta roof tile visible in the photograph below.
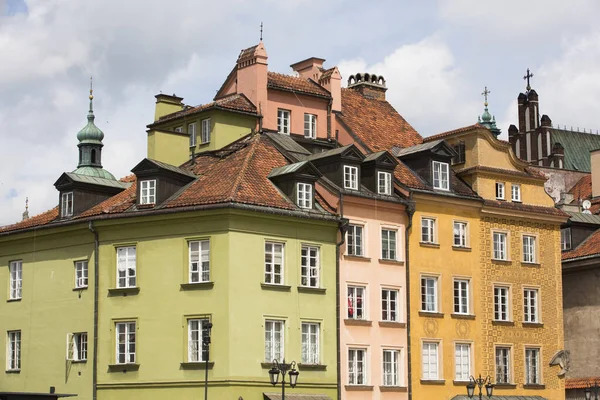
[267,72,331,98]
[78,183,137,218]
[566,377,600,389]
[339,88,422,152]
[394,162,427,190]
[319,67,335,81]
[484,199,569,217]
[563,228,600,260]
[0,207,59,233]
[568,174,592,201]
[423,124,482,142]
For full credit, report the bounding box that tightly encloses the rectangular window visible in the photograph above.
[453,279,469,314]
[422,342,439,380]
[9,260,22,300]
[140,180,156,205]
[421,276,438,312]
[421,218,436,244]
[496,182,505,199]
[523,235,536,263]
[525,348,540,384]
[455,343,471,381]
[432,161,449,190]
[277,109,290,134]
[301,245,319,288]
[188,122,197,147]
[561,228,572,251]
[264,242,284,285]
[494,286,510,321]
[116,246,136,288]
[523,288,539,323]
[265,320,284,362]
[511,184,521,202]
[344,165,359,190]
[347,286,366,320]
[378,171,392,195]
[452,141,466,165]
[201,119,211,143]
[67,332,88,361]
[116,322,136,364]
[188,318,209,362]
[301,322,320,364]
[382,349,400,386]
[493,232,508,260]
[495,347,511,384]
[382,289,399,322]
[304,113,317,138]
[297,183,313,209]
[189,240,210,283]
[381,229,397,260]
[7,330,21,371]
[453,221,468,247]
[348,348,367,385]
[174,126,183,133]
[75,261,88,289]
[61,192,73,217]
[347,225,363,256]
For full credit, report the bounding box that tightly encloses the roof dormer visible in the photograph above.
[131,159,196,208]
[268,161,322,210]
[361,151,399,195]
[305,144,365,191]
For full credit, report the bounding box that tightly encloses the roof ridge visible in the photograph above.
[230,135,261,202]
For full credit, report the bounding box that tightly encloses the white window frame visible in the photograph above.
[301,322,320,365]
[7,330,21,371]
[561,228,572,251]
[494,286,510,321]
[348,348,367,385]
[381,228,397,260]
[201,118,211,144]
[116,246,136,288]
[432,161,449,190]
[346,224,364,256]
[381,288,399,322]
[378,171,392,195]
[189,240,210,283]
[422,341,439,380]
[496,182,505,200]
[304,113,317,139]
[453,279,470,315]
[455,343,471,381]
[347,285,366,320]
[453,221,468,247]
[421,276,438,312]
[61,192,74,217]
[188,122,197,147]
[140,179,156,205]
[493,231,508,260]
[9,260,22,300]
[421,218,436,244]
[187,318,209,362]
[382,349,401,386]
[265,320,284,362]
[296,182,313,209]
[511,184,521,202]
[525,347,540,384]
[344,165,359,190]
[75,260,88,289]
[277,109,290,134]
[66,332,88,361]
[264,242,284,285]
[301,245,319,288]
[115,321,136,364]
[523,288,539,323]
[495,346,511,384]
[522,235,536,263]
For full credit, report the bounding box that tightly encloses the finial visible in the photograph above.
[89,76,93,100]
[22,197,29,221]
[260,22,263,41]
[524,68,534,91]
[481,86,490,107]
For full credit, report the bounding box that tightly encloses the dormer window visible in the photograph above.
[174,126,183,133]
[61,192,73,217]
[297,183,313,209]
[377,171,392,195]
[344,166,359,190]
[140,180,156,205]
[432,161,449,190]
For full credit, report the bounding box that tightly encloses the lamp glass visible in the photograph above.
[466,381,475,398]
[268,367,279,386]
[485,382,493,397]
[289,369,299,388]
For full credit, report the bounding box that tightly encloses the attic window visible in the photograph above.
[174,126,183,133]
[140,180,156,205]
[432,161,449,191]
[452,141,466,165]
[297,183,313,209]
[61,192,74,217]
[377,171,392,195]
[344,165,359,190]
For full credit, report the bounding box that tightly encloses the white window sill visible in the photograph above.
[7,298,22,302]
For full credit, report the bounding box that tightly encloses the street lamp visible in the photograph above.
[268,359,299,400]
[585,381,600,400]
[467,374,494,400]
[202,322,213,400]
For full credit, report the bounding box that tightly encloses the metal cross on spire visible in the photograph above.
[524,68,534,91]
[481,86,490,106]
[260,22,263,41]
[89,76,94,99]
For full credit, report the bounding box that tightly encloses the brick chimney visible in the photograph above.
[592,149,600,198]
[347,73,387,100]
[319,66,342,112]
[236,42,268,116]
[290,57,326,81]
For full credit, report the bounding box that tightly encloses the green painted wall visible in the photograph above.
[147,130,189,167]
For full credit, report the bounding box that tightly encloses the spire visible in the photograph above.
[22,197,29,221]
[77,77,104,144]
[477,86,501,137]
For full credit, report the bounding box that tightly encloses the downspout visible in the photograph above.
[88,221,99,400]
[327,98,332,140]
[335,192,348,400]
[404,199,415,400]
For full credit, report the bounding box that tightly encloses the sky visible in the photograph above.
[1,0,600,226]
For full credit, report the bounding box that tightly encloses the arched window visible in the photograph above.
[525,107,531,132]
[537,133,543,161]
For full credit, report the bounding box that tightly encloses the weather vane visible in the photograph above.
[524,68,534,91]
[481,86,490,106]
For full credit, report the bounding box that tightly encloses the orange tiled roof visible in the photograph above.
[569,174,592,201]
[423,124,482,142]
[484,199,569,218]
[267,72,331,98]
[563,228,600,260]
[339,88,422,152]
[566,377,600,389]
[0,207,59,234]
[319,67,335,81]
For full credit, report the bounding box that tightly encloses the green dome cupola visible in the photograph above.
[477,86,501,138]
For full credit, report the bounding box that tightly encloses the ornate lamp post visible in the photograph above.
[202,322,213,400]
[268,359,299,400]
[585,381,600,400]
[466,374,494,400]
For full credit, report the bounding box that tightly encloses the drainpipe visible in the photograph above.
[327,98,332,140]
[88,222,99,400]
[335,193,348,400]
[404,200,415,400]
